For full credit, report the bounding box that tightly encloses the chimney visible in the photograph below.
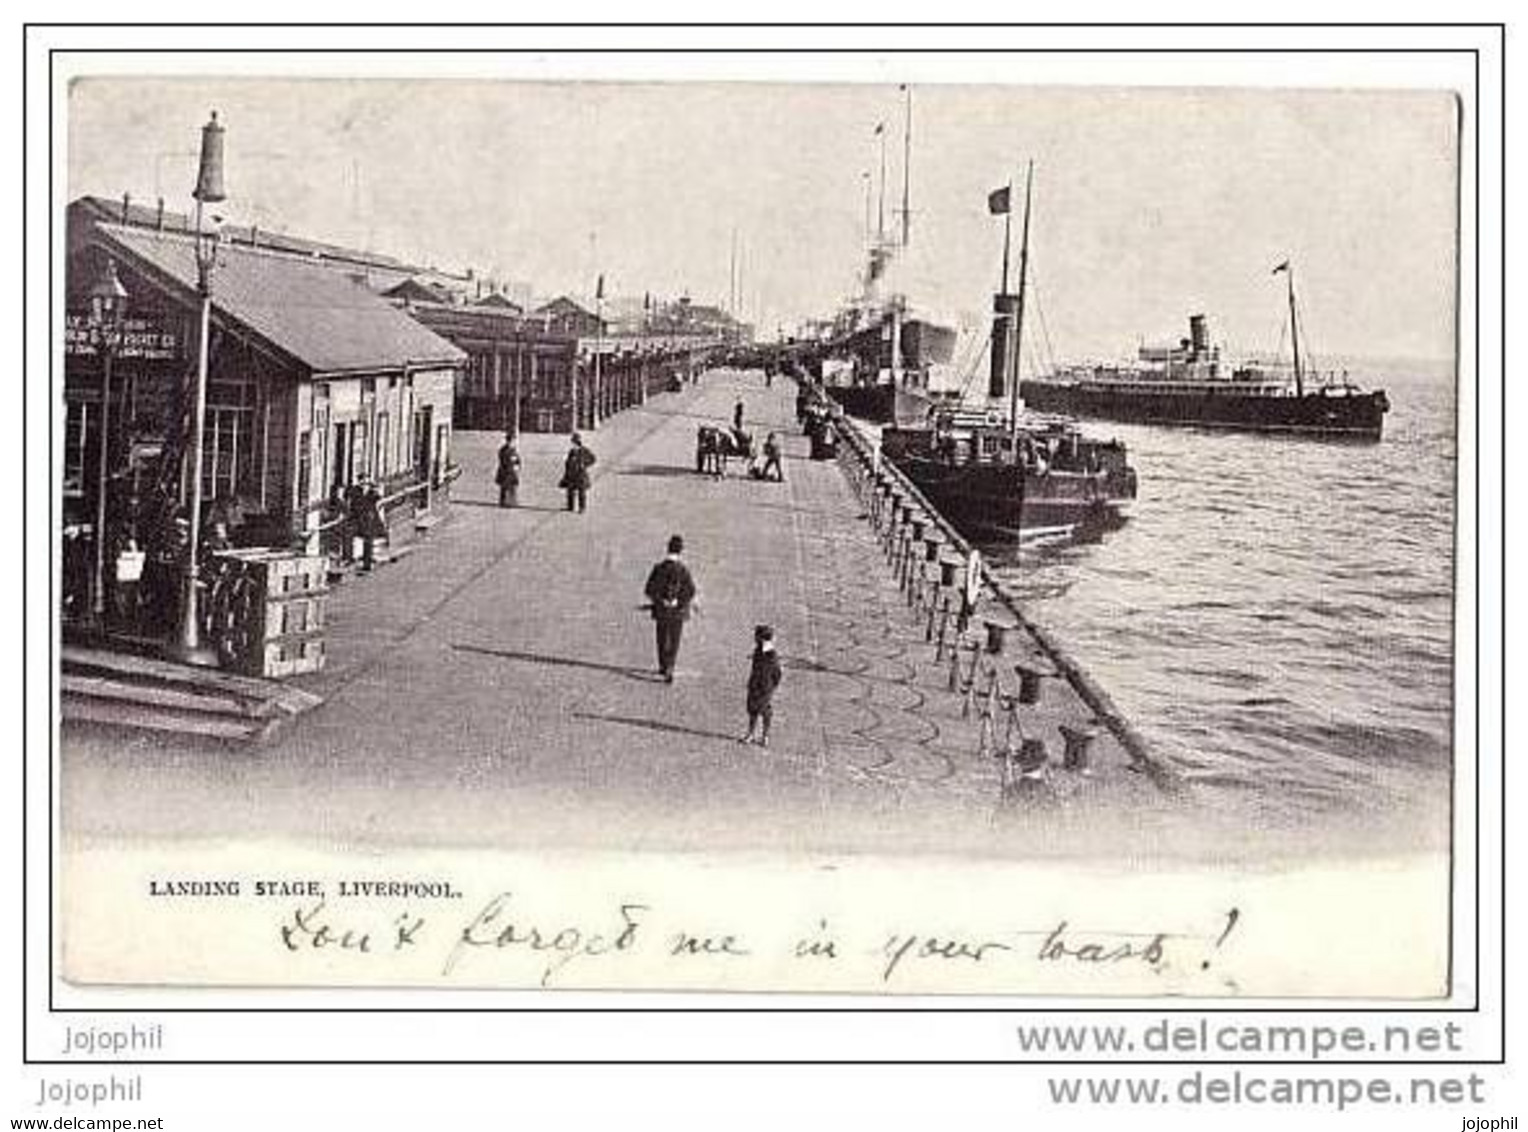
[155,197,165,231]
[120,192,131,223]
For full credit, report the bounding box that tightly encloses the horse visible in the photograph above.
[696,425,755,478]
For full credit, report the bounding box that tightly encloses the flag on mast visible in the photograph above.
[988,186,1012,215]
[1271,260,1290,274]
[874,121,885,136]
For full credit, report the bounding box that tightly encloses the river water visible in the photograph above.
[984,364,1458,842]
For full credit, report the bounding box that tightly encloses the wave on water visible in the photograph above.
[989,367,1456,834]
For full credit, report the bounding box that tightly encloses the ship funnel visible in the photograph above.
[989,293,1020,399]
[1189,313,1209,357]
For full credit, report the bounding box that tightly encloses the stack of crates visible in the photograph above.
[210,549,328,678]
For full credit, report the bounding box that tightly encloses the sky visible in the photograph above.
[68,77,1458,367]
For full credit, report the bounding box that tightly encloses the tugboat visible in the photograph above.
[1019,263,1390,440]
[881,406,1136,541]
[881,164,1138,542]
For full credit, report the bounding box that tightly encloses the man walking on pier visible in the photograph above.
[560,433,596,513]
[644,534,697,683]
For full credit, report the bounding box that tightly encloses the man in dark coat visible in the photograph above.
[561,433,596,513]
[495,431,522,508]
[354,479,386,572]
[643,534,697,683]
[743,624,783,746]
[732,398,745,432]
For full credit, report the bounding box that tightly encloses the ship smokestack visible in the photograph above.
[1189,313,1209,358]
[989,293,1019,399]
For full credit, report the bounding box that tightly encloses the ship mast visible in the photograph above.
[1009,160,1034,443]
[1284,260,1305,398]
[900,84,912,249]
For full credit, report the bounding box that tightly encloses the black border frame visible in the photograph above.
[21,22,1505,1067]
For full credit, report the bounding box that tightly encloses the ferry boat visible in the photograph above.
[1019,266,1390,440]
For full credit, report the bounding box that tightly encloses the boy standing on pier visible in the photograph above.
[743,625,782,747]
[644,534,697,683]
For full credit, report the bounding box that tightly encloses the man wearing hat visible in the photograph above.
[643,534,697,683]
[560,433,596,513]
[495,430,522,508]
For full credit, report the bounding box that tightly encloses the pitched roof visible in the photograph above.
[474,291,523,311]
[535,295,596,318]
[94,224,466,375]
[383,276,455,305]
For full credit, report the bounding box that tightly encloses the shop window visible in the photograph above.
[63,400,92,498]
[375,411,391,479]
[201,405,254,501]
[433,422,450,486]
[351,420,370,483]
[296,428,313,509]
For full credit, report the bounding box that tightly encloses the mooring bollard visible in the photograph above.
[947,640,962,691]
[961,650,987,720]
[1015,662,1048,706]
[1016,736,1049,776]
[984,617,1012,656]
[1059,723,1098,775]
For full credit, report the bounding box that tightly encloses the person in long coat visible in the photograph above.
[354,480,387,572]
[495,431,522,508]
[560,433,596,513]
[643,534,697,683]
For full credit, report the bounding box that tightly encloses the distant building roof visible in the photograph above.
[535,295,596,318]
[384,276,455,305]
[91,222,466,375]
[474,291,523,312]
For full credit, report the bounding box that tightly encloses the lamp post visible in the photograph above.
[593,282,605,430]
[87,258,127,629]
[170,110,225,666]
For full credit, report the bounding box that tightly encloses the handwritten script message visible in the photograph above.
[273,890,1242,988]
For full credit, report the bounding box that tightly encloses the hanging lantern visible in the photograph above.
[193,111,226,203]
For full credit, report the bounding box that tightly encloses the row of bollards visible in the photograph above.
[834,420,1102,786]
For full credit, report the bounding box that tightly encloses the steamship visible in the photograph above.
[1019,267,1390,440]
[813,87,959,427]
[882,165,1137,542]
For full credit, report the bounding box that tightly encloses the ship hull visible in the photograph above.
[824,383,932,427]
[1019,380,1388,440]
[816,313,956,425]
[882,419,1137,543]
[889,457,1129,542]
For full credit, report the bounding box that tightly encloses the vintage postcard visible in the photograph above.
[46,58,1469,1005]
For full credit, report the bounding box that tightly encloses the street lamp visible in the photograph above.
[87,257,127,629]
[169,110,225,667]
